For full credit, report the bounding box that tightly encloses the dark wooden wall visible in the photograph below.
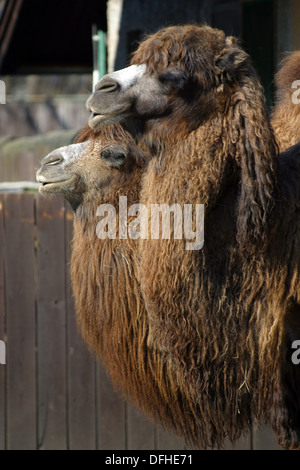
[0,192,281,450]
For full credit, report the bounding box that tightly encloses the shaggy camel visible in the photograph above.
[272,51,300,152]
[37,127,300,450]
[36,126,224,448]
[85,24,300,449]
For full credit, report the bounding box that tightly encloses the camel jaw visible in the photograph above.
[37,174,78,194]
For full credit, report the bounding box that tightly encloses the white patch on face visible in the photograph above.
[37,141,92,183]
[60,141,91,162]
[107,64,146,91]
[50,141,91,163]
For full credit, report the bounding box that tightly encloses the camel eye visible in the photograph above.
[158,69,188,90]
[101,146,126,168]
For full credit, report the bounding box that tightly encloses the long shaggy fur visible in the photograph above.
[71,25,300,449]
[129,25,300,448]
[131,26,278,250]
[71,128,232,448]
[271,51,300,152]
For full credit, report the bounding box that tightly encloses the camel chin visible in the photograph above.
[88,112,122,129]
[88,113,107,128]
[38,175,77,195]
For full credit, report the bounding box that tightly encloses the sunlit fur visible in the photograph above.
[129,25,278,250]
[70,25,300,449]
[127,25,300,448]
[68,125,240,449]
[272,51,300,152]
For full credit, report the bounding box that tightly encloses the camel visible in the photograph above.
[36,128,300,450]
[271,51,300,152]
[36,125,234,449]
[84,24,300,449]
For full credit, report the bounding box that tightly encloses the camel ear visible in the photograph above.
[101,145,126,168]
[215,37,249,81]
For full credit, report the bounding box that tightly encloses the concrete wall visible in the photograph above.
[1,75,91,138]
[0,129,77,182]
[0,75,90,182]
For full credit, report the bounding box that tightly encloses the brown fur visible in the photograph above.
[272,51,300,151]
[130,25,278,250]
[123,25,300,448]
[69,128,239,448]
[61,25,300,449]
[71,131,300,450]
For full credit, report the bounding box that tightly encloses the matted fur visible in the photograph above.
[71,131,300,450]
[272,51,300,152]
[67,25,300,449]
[130,25,278,249]
[119,25,299,448]
[70,128,236,448]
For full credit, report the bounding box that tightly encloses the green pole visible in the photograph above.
[97,30,106,79]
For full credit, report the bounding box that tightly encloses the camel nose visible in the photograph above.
[42,152,63,166]
[95,76,120,93]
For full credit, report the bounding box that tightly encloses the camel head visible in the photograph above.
[86,24,253,137]
[36,132,146,211]
[87,24,277,251]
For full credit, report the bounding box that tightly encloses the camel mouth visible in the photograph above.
[37,174,77,193]
[88,112,107,128]
[88,111,125,128]
[38,180,69,193]
[88,104,132,129]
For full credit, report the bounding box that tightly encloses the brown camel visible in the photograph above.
[37,126,227,448]
[84,24,300,449]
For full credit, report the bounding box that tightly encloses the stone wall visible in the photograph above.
[1,75,91,138]
[0,75,90,182]
[0,129,78,182]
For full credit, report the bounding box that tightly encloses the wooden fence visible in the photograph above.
[0,192,281,450]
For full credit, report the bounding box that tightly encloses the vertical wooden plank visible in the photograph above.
[96,362,126,450]
[156,426,186,450]
[0,193,6,449]
[127,404,156,450]
[4,193,36,449]
[36,194,67,449]
[252,423,281,450]
[65,203,97,450]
